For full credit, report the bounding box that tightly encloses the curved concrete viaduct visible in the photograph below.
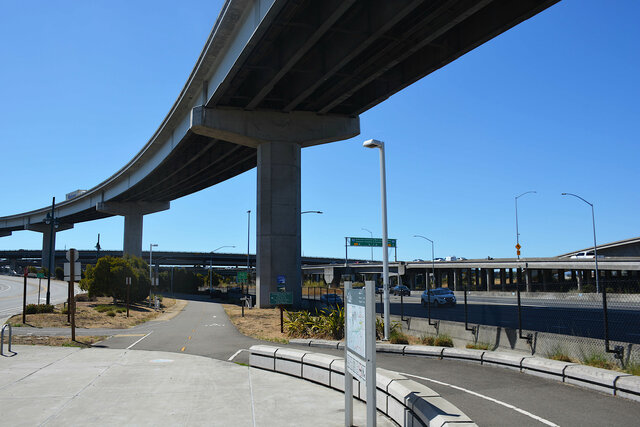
[0,0,559,307]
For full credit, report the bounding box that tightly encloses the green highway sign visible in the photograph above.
[270,292,293,306]
[348,237,396,248]
[237,271,248,283]
[37,273,44,279]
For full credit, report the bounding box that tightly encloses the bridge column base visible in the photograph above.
[24,223,74,270]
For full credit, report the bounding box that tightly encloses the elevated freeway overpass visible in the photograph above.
[0,0,559,307]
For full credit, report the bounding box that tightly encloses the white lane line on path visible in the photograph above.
[126,331,153,349]
[228,349,245,361]
[402,372,559,427]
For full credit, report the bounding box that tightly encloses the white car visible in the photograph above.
[421,288,456,307]
[570,251,604,259]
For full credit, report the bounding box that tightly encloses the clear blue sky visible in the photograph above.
[1,0,638,261]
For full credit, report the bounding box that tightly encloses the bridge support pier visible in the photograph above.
[190,106,359,308]
[97,202,170,258]
[24,223,74,269]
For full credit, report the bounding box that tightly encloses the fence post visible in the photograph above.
[602,282,624,360]
[464,287,476,336]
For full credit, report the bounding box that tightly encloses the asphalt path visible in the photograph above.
[0,274,78,323]
[9,295,640,425]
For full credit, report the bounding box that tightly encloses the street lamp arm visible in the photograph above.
[212,245,236,253]
[413,234,433,244]
[516,190,537,200]
[561,192,592,207]
[301,210,323,214]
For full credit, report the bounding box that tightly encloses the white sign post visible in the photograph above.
[345,280,377,426]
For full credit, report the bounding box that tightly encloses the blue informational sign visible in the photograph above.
[277,275,286,284]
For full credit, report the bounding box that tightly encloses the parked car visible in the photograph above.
[320,293,343,306]
[392,285,411,296]
[421,287,456,307]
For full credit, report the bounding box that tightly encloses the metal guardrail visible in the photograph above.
[1,324,13,356]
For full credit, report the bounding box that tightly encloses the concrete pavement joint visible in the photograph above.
[247,366,257,427]
[403,372,559,426]
[0,348,79,392]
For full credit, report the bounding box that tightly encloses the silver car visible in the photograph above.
[421,288,456,307]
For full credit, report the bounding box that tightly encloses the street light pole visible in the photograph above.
[413,235,434,288]
[364,139,390,341]
[44,197,56,305]
[561,193,600,294]
[362,227,373,262]
[515,191,536,260]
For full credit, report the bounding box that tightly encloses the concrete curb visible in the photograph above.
[250,345,477,427]
[290,339,640,402]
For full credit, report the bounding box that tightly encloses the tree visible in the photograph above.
[55,266,64,280]
[80,256,150,303]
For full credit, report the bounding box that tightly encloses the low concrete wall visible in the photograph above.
[390,314,640,365]
[292,339,640,403]
[249,345,477,427]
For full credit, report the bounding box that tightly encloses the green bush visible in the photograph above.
[284,308,345,340]
[95,304,126,313]
[434,335,454,347]
[375,318,401,340]
[466,342,490,350]
[25,304,55,314]
[582,352,616,370]
[107,311,116,317]
[80,255,150,303]
[55,266,64,281]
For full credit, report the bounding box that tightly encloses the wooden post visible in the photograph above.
[69,249,76,341]
[126,277,131,318]
[22,268,27,324]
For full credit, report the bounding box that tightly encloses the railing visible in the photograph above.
[1,324,14,356]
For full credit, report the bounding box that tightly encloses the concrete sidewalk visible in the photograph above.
[0,345,393,426]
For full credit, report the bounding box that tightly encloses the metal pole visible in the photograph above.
[344,280,353,426]
[46,197,55,305]
[69,251,76,341]
[22,268,27,324]
[345,237,348,266]
[378,145,390,341]
[515,191,536,260]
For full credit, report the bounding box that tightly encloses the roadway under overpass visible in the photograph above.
[0,0,560,307]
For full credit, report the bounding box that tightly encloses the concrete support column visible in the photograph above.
[558,269,565,283]
[543,269,552,291]
[256,141,301,307]
[453,269,460,291]
[97,201,170,258]
[25,223,74,269]
[499,269,506,291]
[525,269,532,292]
[485,269,491,291]
[124,215,143,258]
[576,270,582,291]
[508,268,514,286]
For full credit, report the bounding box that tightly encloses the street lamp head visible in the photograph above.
[363,139,384,149]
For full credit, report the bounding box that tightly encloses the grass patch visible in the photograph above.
[389,330,409,345]
[582,352,616,370]
[420,335,435,346]
[466,342,490,350]
[624,362,640,376]
[10,335,105,347]
[434,335,454,347]
[94,304,126,313]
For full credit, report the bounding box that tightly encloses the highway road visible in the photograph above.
[19,296,636,426]
[0,274,79,323]
[303,292,640,344]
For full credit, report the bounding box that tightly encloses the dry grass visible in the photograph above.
[6,335,106,348]
[8,296,177,329]
[223,304,289,343]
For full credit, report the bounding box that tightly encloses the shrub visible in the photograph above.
[25,304,54,314]
[107,311,116,317]
[284,308,345,340]
[420,335,435,346]
[81,255,150,303]
[434,335,454,347]
[624,362,640,376]
[376,318,401,340]
[95,304,126,313]
[389,330,409,344]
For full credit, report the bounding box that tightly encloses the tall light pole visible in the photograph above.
[210,245,235,292]
[362,227,373,262]
[515,191,536,260]
[363,138,390,341]
[149,243,158,305]
[414,235,434,288]
[561,193,600,294]
[301,211,323,257]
